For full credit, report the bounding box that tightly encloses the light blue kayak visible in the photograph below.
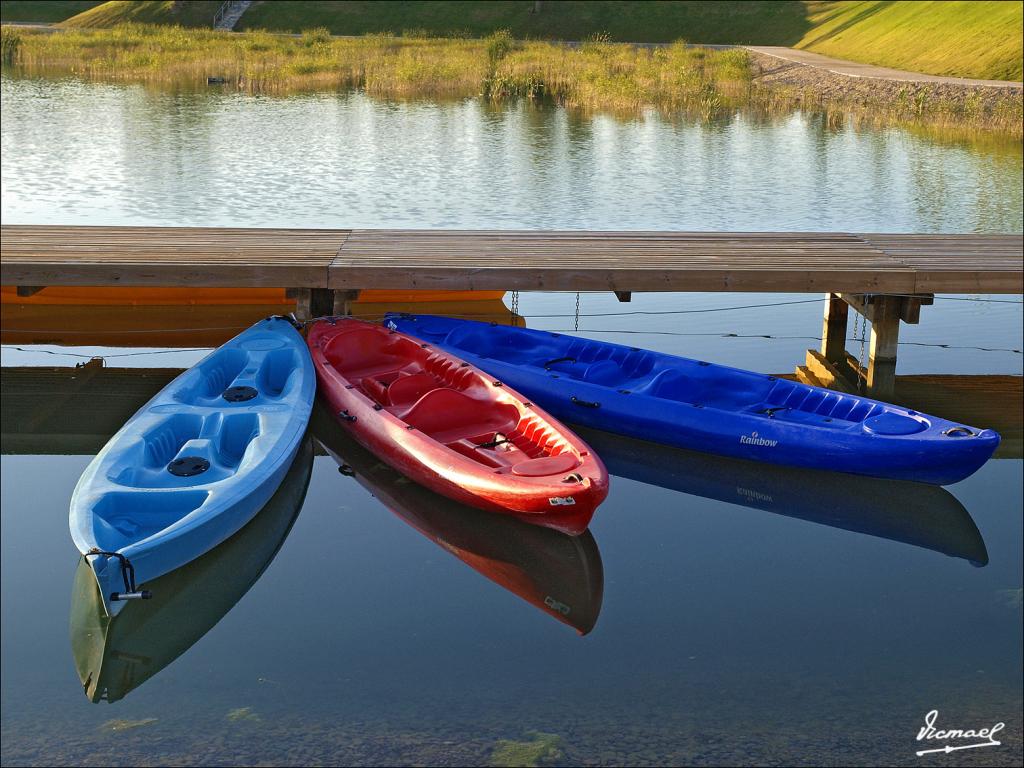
[69,316,314,617]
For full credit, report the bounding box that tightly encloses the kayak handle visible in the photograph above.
[477,433,510,449]
[757,406,789,418]
[85,549,153,603]
[544,356,576,370]
[338,409,357,423]
[570,396,601,409]
[112,590,153,602]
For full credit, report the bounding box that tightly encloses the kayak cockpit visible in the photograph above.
[320,324,583,475]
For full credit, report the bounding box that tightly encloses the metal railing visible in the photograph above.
[212,1,233,29]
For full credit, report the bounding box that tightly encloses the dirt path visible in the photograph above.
[745,46,1022,89]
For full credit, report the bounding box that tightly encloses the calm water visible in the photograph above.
[1,74,1022,766]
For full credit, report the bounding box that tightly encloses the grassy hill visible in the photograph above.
[17,0,1023,81]
[0,1,103,23]
[58,0,222,27]
[796,1,1023,82]
[238,0,812,44]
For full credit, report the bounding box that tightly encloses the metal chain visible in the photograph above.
[856,310,868,394]
[574,292,581,332]
[510,290,519,323]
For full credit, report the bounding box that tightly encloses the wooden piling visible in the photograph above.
[820,293,849,365]
[866,295,901,399]
[332,290,360,316]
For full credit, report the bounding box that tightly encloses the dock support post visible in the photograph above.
[333,290,360,316]
[820,293,849,364]
[291,288,333,321]
[293,289,312,321]
[865,295,900,400]
[309,289,333,319]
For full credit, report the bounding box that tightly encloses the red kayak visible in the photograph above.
[307,318,608,528]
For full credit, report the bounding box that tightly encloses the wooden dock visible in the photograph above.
[2,225,1020,399]
[2,226,1021,294]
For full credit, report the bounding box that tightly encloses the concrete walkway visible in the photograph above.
[745,46,1023,89]
[213,0,252,31]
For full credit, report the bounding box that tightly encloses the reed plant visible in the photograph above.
[3,23,1019,138]
[1,25,22,66]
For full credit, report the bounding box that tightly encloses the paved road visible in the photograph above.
[745,46,1023,89]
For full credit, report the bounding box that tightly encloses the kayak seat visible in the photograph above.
[197,348,249,399]
[399,388,519,443]
[257,347,302,397]
[445,327,502,358]
[361,371,442,407]
[449,326,562,364]
[360,376,390,405]
[323,327,404,378]
[109,412,260,487]
[90,490,209,551]
[383,372,442,406]
[641,370,704,402]
[583,360,628,385]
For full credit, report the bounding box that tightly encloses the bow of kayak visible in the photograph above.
[70,437,313,702]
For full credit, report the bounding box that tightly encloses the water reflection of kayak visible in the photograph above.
[574,425,988,566]
[313,408,603,634]
[69,438,313,703]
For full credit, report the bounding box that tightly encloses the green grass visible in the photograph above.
[97,0,815,43]
[60,0,223,28]
[0,1,103,23]
[238,0,812,44]
[798,1,1023,81]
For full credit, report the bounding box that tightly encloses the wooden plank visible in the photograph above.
[804,349,858,394]
[1,226,349,288]
[1,226,1019,294]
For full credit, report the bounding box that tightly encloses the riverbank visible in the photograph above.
[746,50,1023,140]
[2,24,1021,138]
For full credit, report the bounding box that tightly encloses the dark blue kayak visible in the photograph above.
[385,314,1000,486]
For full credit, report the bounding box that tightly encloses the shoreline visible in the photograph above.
[2,24,1022,140]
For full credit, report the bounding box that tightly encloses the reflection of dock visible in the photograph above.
[3,364,1019,459]
[0,298,519,348]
